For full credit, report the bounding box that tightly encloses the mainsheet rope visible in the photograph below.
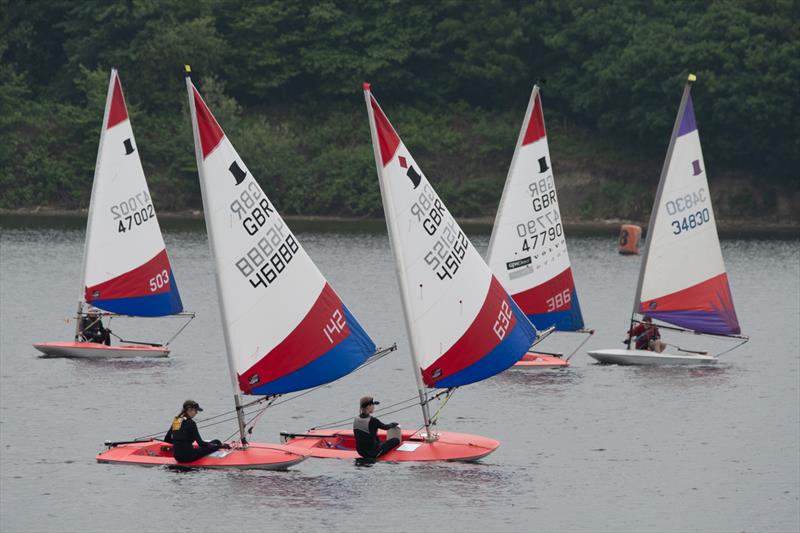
[130,344,397,441]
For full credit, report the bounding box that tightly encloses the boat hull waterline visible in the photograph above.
[513,352,570,368]
[587,348,718,366]
[33,342,169,358]
[284,429,499,462]
[96,440,306,469]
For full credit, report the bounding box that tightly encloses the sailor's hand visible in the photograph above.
[388,422,399,428]
[220,443,231,449]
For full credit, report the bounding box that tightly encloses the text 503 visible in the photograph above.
[149,269,170,292]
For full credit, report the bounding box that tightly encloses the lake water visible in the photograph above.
[1,216,798,532]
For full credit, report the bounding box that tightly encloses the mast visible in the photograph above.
[363,84,434,437]
[75,68,117,340]
[632,74,696,317]
[185,66,247,445]
[486,85,539,261]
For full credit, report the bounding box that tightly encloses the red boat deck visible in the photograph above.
[284,428,499,462]
[96,440,306,469]
[513,352,570,368]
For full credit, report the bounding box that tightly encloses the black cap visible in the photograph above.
[360,396,380,409]
[183,400,203,412]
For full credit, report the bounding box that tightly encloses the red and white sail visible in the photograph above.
[634,80,740,335]
[186,76,375,396]
[486,86,584,332]
[80,69,182,317]
[364,84,537,388]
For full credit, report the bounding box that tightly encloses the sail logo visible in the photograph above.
[399,156,421,189]
[506,257,532,270]
[691,159,703,176]
[229,161,248,185]
[538,156,549,173]
[123,138,135,155]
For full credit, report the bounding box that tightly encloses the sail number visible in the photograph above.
[412,183,471,281]
[234,220,301,289]
[519,223,563,252]
[493,299,513,340]
[111,190,155,233]
[149,269,170,292]
[424,219,468,280]
[323,309,347,344]
[665,188,706,215]
[546,288,571,311]
[671,208,710,235]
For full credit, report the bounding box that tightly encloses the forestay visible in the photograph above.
[81,69,183,317]
[187,78,375,395]
[486,86,584,331]
[364,84,537,388]
[633,81,740,335]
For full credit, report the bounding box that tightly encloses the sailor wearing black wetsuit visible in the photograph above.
[79,310,111,345]
[353,396,401,459]
[164,400,225,463]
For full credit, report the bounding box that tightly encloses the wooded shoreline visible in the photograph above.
[3,208,797,238]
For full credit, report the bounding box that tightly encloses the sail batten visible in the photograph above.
[365,87,536,389]
[486,86,584,332]
[634,80,740,336]
[187,78,375,396]
[81,69,183,317]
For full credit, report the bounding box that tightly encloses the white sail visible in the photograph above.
[186,77,375,396]
[486,85,584,332]
[80,69,182,317]
[633,79,740,335]
[364,84,537,388]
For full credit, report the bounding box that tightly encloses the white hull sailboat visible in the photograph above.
[34,69,191,359]
[587,348,718,366]
[587,74,747,366]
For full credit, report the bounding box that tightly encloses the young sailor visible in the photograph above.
[353,396,401,459]
[625,316,666,352]
[78,308,111,345]
[164,400,228,463]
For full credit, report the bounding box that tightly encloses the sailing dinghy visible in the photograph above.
[34,69,191,359]
[487,85,593,368]
[283,84,539,461]
[588,75,748,366]
[97,69,383,469]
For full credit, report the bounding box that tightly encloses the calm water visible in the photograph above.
[1,217,798,533]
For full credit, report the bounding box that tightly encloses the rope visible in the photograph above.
[566,329,595,361]
[164,313,196,346]
[714,336,750,358]
[126,345,397,442]
[429,388,455,424]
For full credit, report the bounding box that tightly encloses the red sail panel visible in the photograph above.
[107,74,129,129]
[192,87,224,159]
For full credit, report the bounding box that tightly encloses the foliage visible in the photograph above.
[1,0,797,215]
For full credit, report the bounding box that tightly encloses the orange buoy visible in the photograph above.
[618,224,641,255]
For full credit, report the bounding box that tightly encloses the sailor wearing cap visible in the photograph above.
[78,307,111,345]
[163,400,229,463]
[353,396,401,459]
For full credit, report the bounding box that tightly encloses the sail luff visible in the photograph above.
[185,74,247,441]
[78,69,117,308]
[74,69,117,339]
[632,80,694,313]
[486,85,539,261]
[363,85,432,428]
